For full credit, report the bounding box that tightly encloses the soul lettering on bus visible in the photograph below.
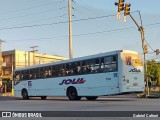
[59,78,86,85]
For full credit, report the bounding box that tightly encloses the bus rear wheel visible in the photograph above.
[67,87,81,100]
[85,96,98,100]
[22,89,29,100]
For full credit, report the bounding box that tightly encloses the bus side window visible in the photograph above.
[75,62,81,74]
[29,69,34,79]
[102,56,117,72]
[77,66,81,74]
[52,66,55,77]
[55,66,59,77]
[21,72,24,80]
[86,65,91,73]
[48,69,52,77]
[53,65,64,77]
[105,57,112,72]
[100,58,105,72]
[101,57,111,72]
[90,58,100,73]
[14,71,20,84]
[16,73,20,81]
[82,61,87,74]
[60,65,65,76]
[23,70,30,80]
[66,63,72,76]
[70,62,81,75]
[43,66,52,78]
[40,68,44,78]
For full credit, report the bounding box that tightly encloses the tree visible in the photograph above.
[146,60,160,86]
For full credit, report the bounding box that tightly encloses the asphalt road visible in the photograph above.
[0,95,160,120]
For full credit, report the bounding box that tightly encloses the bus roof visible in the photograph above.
[14,50,138,71]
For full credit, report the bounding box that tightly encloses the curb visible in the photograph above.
[1,93,13,96]
[137,93,146,98]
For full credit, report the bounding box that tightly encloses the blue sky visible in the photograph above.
[0,0,160,60]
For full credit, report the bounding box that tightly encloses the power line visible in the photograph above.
[0,21,68,30]
[0,6,67,22]
[0,0,65,15]
[72,6,112,28]
[3,14,68,28]
[76,1,124,30]
[72,0,111,27]
[73,15,116,21]
[147,52,155,54]
[72,27,136,37]
[144,22,160,27]
[0,13,160,54]
[3,21,160,42]
[145,40,155,52]
[72,2,141,45]
[0,16,159,31]
[2,24,158,54]
[0,10,151,31]
[0,14,116,30]
[4,27,136,42]
[6,36,68,42]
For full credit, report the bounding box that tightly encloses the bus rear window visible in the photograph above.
[122,53,143,67]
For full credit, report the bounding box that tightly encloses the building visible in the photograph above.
[1,49,68,93]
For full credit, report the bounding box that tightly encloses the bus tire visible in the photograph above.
[85,96,98,100]
[41,96,47,100]
[67,87,81,100]
[22,89,29,100]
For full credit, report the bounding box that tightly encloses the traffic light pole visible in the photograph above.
[129,13,149,96]
[129,14,144,49]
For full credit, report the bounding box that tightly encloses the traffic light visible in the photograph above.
[118,0,125,12]
[156,49,159,55]
[124,3,131,16]
[115,0,125,12]
[143,44,148,54]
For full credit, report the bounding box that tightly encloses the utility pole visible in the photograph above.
[24,51,27,67]
[68,0,73,59]
[11,54,14,95]
[30,46,38,65]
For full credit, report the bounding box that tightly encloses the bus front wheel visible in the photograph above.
[85,96,98,100]
[67,87,81,100]
[22,89,29,100]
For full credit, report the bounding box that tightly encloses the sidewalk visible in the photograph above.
[1,92,13,96]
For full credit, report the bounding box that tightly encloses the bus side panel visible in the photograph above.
[14,79,67,97]
[14,73,120,97]
[37,73,119,96]
[28,79,67,96]
[76,73,120,96]
[14,81,28,97]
